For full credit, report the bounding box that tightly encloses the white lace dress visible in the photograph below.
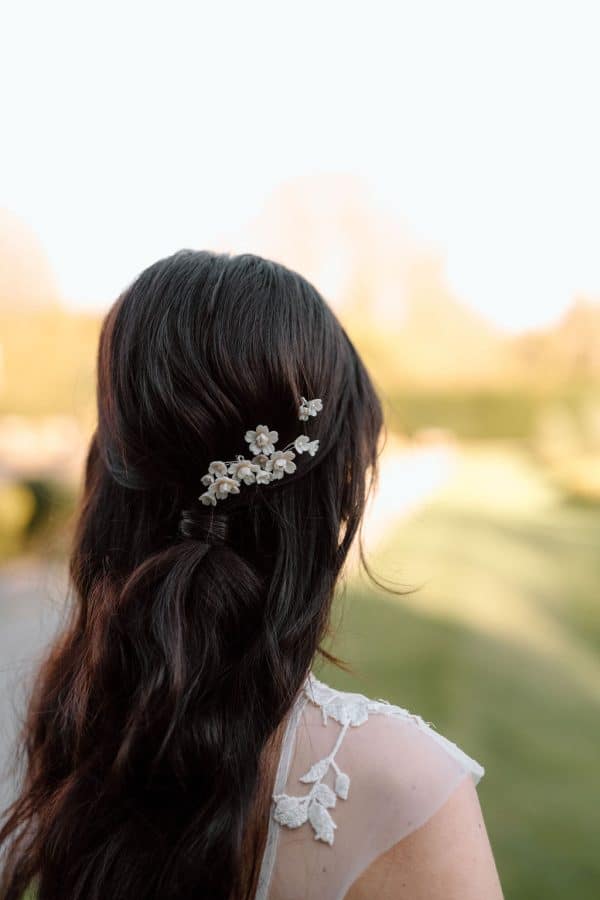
[256,674,485,900]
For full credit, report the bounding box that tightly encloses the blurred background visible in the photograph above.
[1,2,599,896]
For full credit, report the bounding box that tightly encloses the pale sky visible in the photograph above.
[1,0,599,332]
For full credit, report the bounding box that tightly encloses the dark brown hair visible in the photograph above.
[0,250,384,900]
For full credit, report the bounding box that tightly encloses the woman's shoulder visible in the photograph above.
[273,673,484,845]
[261,674,487,900]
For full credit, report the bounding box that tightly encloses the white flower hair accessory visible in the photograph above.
[198,396,323,506]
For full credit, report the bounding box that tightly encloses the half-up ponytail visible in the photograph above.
[0,250,383,900]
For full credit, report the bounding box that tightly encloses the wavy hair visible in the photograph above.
[0,250,384,900]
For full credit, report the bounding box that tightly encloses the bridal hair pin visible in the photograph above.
[198,397,323,506]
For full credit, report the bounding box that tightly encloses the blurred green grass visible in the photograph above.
[318,444,600,899]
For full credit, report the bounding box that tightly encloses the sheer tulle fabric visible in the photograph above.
[256,677,484,900]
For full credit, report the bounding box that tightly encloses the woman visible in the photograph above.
[0,251,503,899]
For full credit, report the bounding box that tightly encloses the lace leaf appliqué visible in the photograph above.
[272,710,351,845]
[271,675,443,846]
[271,675,485,851]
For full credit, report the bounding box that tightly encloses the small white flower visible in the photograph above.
[251,453,270,467]
[200,473,215,486]
[211,476,241,499]
[294,435,320,456]
[245,425,279,456]
[208,460,228,477]
[298,397,323,421]
[294,435,310,453]
[255,468,273,484]
[228,458,259,484]
[266,449,296,479]
[199,490,217,506]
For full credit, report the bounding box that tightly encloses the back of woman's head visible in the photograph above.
[0,250,383,900]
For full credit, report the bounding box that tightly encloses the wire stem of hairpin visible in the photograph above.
[198,396,323,506]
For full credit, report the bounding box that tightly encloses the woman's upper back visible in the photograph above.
[257,675,491,900]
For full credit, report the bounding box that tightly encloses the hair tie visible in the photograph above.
[179,508,229,545]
